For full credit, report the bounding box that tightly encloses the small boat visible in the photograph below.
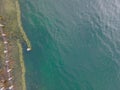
[8,85,13,89]
[0,87,5,90]
[8,77,12,81]
[7,69,12,73]
[2,34,6,36]
[4,41,8,44]
[27,48,31,51]
[5,61,9,63]
[0,24,4,27]
[4,50,8,53]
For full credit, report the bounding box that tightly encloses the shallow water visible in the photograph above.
[19,0,120,90]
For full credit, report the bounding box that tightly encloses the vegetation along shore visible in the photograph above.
[0,0,31,90]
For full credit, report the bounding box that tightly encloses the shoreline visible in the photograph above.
[16,1,32,49]
[16,0,32,90]
[17,40,26,90]
[0,0,32,89]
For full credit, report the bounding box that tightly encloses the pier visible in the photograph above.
[0,24,14,90]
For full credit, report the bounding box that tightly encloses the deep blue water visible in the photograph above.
[19,0,120,90]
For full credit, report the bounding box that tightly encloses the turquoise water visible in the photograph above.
[19,0,120,90]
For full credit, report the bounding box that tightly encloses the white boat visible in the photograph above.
[0,24,4,27]
[8,85,13,89]
[0,87,5,90]
[7,69,12,73]
[27,48,31,51]
[8,77,12,81]
[2,34,6,36]
[5,60,9,63]
[4,50,8,53]
[4,41,8,44]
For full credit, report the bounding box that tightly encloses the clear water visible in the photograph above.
[19,0,120,90]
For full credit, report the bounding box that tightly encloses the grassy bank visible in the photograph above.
[17,40,26,90]
[0,0,32,90]
[16,1,32,49]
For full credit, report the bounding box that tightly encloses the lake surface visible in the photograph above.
[19,0,120,90]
